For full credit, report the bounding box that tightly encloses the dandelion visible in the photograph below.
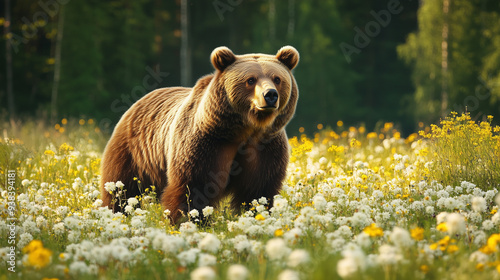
[495,193,500,206]
[337,257,360,278]
[312,194,327,211]
[272,198,289,213]
[190,266,215,280]
[287,249,310,268]
[482,220,494,231]
[265,238,290,261]
[199,234,221,253]
[178,248,200,267]
[472,197,487,212]
[390,227,414,248]
[446,213,466,235]
[227,264,249,280]
[180,221,197,234]
[69,261,90,275]
[277,269,300,280]
[376,244,403,265]
[198,253,217,267]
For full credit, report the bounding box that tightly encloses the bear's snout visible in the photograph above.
[263,89,279,108]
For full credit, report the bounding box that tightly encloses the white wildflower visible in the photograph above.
[199,234,221,253]
[180,221,197,234]
[198,253,217,267]
[313,194,327,211]
[287,249,310,268]
[190,266,215,280]
[278,269,300,280]
[377,244,403,265]
[177,248,200,267]
[472,197,487,213]
[116,181,125,189]
[265,238,290,261]
[202,206,214,217]
[189,209,200,218]
[227,264,249,280]
[127,197,139,207]
[390,227,414,248]
[446,213,466,235]
[104,182,116,193]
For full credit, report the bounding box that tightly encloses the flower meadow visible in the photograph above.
[1,113,500,280]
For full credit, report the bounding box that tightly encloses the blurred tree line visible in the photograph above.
[1,0,499,135]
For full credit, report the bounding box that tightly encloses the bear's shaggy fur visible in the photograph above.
[100,46,299,223]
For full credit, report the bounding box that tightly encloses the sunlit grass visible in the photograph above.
[1,113,500,280]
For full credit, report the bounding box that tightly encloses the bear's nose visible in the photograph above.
[263,89,278,107]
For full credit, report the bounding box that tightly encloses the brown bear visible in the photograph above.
[100,46,299,223]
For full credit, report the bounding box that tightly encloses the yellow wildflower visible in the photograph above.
[363,223,384,237]
[255,214,265,221]
[59,143,74,154]
[476,263,485,271]
[25,246,53,269]
[23,240,43,254]
[446,244,459,253]
[436,222,448,232]
[420,265,429,273]
[350,138,361,148]
[367,132,378,139]
[410,227,424,241]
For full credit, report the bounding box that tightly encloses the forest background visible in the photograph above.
[2,0,500,135]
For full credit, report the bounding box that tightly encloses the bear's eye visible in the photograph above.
[273,77,281,85]
[247,77,257,86]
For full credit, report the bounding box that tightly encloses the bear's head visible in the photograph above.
[211,46,299,130]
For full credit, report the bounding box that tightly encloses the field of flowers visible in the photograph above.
[1,113,500,280]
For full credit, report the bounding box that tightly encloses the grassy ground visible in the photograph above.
[1,113,500,280]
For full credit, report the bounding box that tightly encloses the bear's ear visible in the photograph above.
[276,46,299,70]
[211,47,236,72]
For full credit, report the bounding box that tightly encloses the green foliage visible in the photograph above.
[399,0,500,123]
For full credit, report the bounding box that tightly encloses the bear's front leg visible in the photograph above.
[161,142,239,223]
[228,131,289,211]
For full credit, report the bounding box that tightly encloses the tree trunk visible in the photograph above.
[5,0,15,120]
[180,0,191,86]
[51,6,65,123]
[287,0,295,39]
[269,0,276,42]
[441,0,450,117]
